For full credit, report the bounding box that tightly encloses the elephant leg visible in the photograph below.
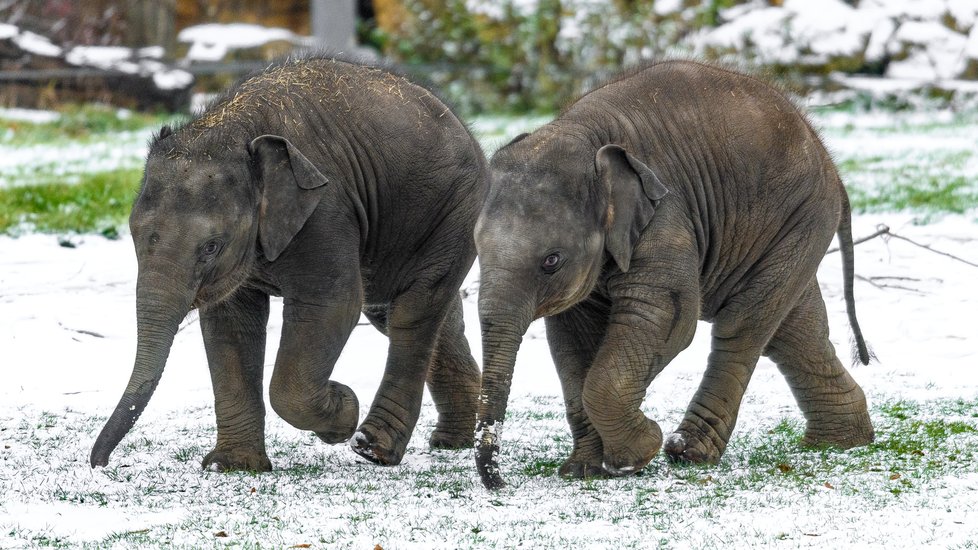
[764,280,874,449]
[268,285,363,446]
[425,293,481,450]
[664,228,832,464]
[350,286,454,466]
[546,296,610,479]
[663,318,768,464]
[582,231,701,476]
[200,287,272,472]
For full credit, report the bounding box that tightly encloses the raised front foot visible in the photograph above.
[271,380,360,446]
[601,417,663,476]
[349,424,407,466]
[315,382,360,444]
[202,446,272,472]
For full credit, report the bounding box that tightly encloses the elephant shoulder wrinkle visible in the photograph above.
[244,273,282,298]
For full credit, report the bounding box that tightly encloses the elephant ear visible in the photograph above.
[596,144,669,273]
[249,134,331,262]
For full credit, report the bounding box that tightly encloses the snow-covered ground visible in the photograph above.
[0,212,975,547]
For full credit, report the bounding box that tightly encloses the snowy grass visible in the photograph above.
[3,397,977,547]
[0,105,170,193]
[815,107,978,220]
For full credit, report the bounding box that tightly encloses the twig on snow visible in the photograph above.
[855,274,924,294]
[58,322,105,339]
[826,223,978,268]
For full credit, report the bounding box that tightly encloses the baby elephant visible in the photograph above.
[91,56,487,472]
[474,60,874,489]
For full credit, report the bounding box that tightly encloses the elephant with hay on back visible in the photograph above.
[90,56,488,472]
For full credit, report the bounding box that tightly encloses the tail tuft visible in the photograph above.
[850,334,875,366]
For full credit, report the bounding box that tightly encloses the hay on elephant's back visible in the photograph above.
[191,58,422,132]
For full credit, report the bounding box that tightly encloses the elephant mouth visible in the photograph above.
[193,264,253,311]
[534,269,601,319]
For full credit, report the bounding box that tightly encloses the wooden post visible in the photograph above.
[310,0,356,52]
[125,0,177,52]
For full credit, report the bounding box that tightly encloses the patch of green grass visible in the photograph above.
[99,529,156,547]
[0,104,173,145]
[521,456,562,477]
[0,168,141,235]
[848,175,978,215]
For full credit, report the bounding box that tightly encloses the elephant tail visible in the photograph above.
[837,190,873,366]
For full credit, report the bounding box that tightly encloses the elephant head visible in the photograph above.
[473,133,668,489]
[90,130,333,468]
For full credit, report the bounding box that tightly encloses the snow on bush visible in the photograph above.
[696,0,978,83]
[378,0,978,113]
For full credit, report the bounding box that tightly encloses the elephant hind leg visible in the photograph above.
[665,224,835,464]
[425,293,481,450]
[764,280,874,449]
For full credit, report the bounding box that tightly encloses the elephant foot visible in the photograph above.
[202,446,272,473]
[663,424,724,465]
[428,427,472,450]
[272,381,360,445]
[558,458,606,480]
[601,417,662,476]
[801,411,875,450]
[315,423,357,445]
[349,425,407,466]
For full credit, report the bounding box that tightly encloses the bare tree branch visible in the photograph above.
[826,223,978,269]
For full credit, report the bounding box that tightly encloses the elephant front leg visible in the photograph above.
[546,299,610,479]
[200,287,272,472]
[268,294,362,447]
[663,325,763,464]
[583,283,699,476]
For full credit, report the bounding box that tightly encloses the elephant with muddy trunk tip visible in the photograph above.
[474,60,875,490]
[90,56,488,471]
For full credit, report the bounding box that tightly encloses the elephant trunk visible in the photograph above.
[90,270,194,468]
[475,278,534,490]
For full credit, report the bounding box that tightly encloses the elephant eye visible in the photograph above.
[541,252,563,274]
[199,239,223,260]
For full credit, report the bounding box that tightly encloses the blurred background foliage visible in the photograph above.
[369,0,735,113]
[3,0,978,114]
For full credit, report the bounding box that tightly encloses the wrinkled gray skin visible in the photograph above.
[474,60,874,490]
[90,57,487,471]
